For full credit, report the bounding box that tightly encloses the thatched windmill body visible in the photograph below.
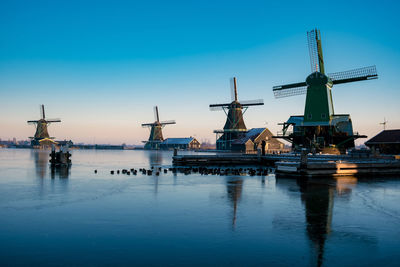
[272,29,378,154]
[210,77,264,150]
[27,105,61,146]
[142,106,176,150]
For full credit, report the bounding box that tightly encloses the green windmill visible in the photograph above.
[273,29,378,154]
[142,106,176,150]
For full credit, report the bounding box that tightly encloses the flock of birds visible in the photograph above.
[93,166,272,176]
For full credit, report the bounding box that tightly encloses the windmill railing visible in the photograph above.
[276,131,293,137]
[213,129,248,134]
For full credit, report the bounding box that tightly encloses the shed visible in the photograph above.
[160,137,201,150]
[231,128,284,153]
[365,129,400,155]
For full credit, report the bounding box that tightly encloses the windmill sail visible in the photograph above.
[328,65,378,85]
[160,120,176,125]
[273,82,308,98]
[154,106,160,122]
[230,77,238,102]
[240,99,264,106]
[307,29,324,74]
[41,105,45,120]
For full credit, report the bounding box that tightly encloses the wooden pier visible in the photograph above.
[275,160,400,177]
[173,152,400,177]
[173,153,366,166]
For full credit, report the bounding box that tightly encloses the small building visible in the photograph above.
[231,128,285,153]
[365,129,400,155]
[160,137,201,150]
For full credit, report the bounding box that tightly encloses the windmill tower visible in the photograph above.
[210,77,264,150]
[272,29,378,154]
[27,105,61,146]
[142,106,176,150]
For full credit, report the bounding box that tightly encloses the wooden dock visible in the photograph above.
[173,152,400,177]
[173,153,366,166]
[275,160,400,177]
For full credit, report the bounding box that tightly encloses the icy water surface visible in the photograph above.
[0,148,400,266]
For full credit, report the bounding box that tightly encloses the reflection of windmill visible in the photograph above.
[27,105,61,146]
[297,179,334,267]
[32,149,49,178]
[142,106,176,150]
[273,29,378,154]
[226,177,243,229]
[210,77,264,150]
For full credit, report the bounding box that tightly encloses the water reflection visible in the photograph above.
[31,149,71,179]
[30,149,70,198]
[296,177,358,267]
[226,177,244,229]
[148,151,163,194]
[148,151,163,167]
[32,149,49,178]
[50,165,71,179]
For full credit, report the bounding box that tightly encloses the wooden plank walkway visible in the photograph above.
[173,152,400,177]
[172,153,369,166]
[275,159,400,177]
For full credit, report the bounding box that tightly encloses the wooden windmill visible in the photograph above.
[272,29,378,154]
[210,77,264,150]
[27,105,61,146]
[142,106,176,150]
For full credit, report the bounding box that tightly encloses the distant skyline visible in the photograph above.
[1,0,399,145]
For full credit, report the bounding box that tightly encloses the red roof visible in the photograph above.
[365,130,400,144]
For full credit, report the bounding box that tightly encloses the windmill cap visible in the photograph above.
[306,72,332,86]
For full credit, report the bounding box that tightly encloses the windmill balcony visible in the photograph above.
[276,131,293,137]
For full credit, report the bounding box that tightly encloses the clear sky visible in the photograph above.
[0,0,399,145]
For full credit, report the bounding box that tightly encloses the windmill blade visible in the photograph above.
[307,29,319,73]
[209,103,231,108]
[272,81,307,98]
[141,122,156,127]
[241,99,264,106]
[41,104,45,120]
[153,106,160,122]
[230,77,238,102]
[209,105,224,111]
[328,65,378,85]
[307,29,325,74]
[160,120,176,125]
[46,119,61,123]
[307,29,325,73]
[27,120,39,123]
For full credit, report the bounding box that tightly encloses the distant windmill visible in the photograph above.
[27,105,61,146]
[210,77,264,150]
[142,106,176,150]
[272,29,378,154]
[380,118,388,130]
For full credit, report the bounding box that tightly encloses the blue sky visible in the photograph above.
[0,0,399,144]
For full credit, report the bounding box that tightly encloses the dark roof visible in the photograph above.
[365,130,400,144]
[232,128,266,145]
[161,138,195,145]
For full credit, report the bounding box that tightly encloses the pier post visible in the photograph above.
[50,144,56,165]
[300,148,308,169]
[174,148,178,157]
[261,140,266,156]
